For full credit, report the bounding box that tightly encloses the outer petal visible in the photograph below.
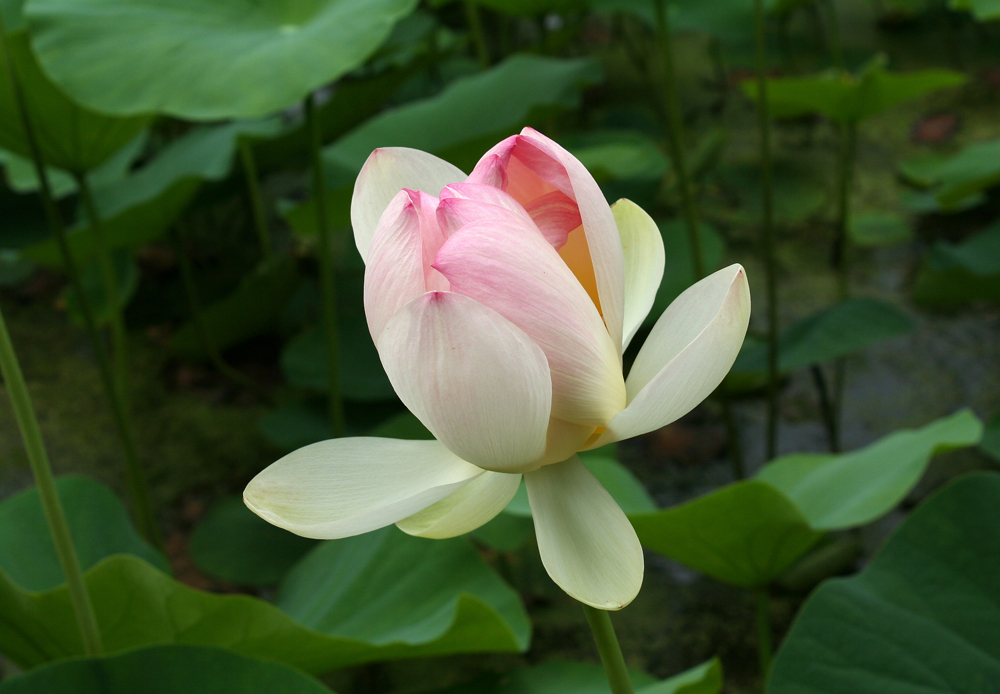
[614,199,665,351]
[396,471,521,539]
[378,291,552,472]
[518,128,626,358]
[363,190,424,341]
[591,264,751,448]
[352,147,465,262]
[435,217,626,427]
[244,438,483,539]
[525,456,644,610]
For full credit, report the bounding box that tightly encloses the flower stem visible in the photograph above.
[821,0,844,69]
[463,0,490,69]
[0,302,103,656]
[755,587,773,686]
[582,604,635,694]
[0,15,161,551]
[72,171,162,549]
[653,0,745,475]
[305,92,345,438]
[753,0,780,462]
[239,140,272,261]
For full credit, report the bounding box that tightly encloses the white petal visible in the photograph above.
[244,438,483,539]
[435,215,626,427]
[525,456,644,610]
[614,199,665,351]
[352,148,465,263]
[396,471,522,539]
[592,264,750,447]
[378,291,552,472]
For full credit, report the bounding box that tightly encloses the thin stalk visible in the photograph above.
[239,141,271,260]
[0,17,161,551]
[721,388,745,479]
[830,120,857,449]
[652,0,704,278]
[72,172,162,548]
[753,0,780,462]
[582,605,635,694]
[305,93,344,437]
[171,226,271,404]
[821,0,844,69]
[653,0,745,474]
[755,588,773,686]
[0,303,103,655]
[463,0,490,68]
[810,365,840,453]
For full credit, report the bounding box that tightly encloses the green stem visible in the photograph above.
[305,93,344,438]
[171,225,271,404]
[830,120,856,451]
[721,388,745,479]
[0,303,103,656]
[821,0,844,69]
[810,365,840,453]
[463,0,490,68]
[653,0,704,279]
[72,172,162,549]
[239,140,271,261]
[755,588,773,686]
[582,605,635,694]
[0,16,161,551]
[753,0,780,462]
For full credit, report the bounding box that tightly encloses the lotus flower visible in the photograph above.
[245,128,750,610]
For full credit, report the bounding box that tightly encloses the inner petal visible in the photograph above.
[404,189,449,292]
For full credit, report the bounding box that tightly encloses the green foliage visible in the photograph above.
[949,0,1000,21]
[757,410,983,530]
[733,298,915,374]
[434,657,723,694]
[62,249,138,327]
[912,221,1000,308]
[630,481,822,588]
[848,211,912,247]
[25,0,419,119]
[189,497,317,587]
[982,414,1000,463]
[901,138,1000,209]
[0,28,148,172]
[0,645,334,693]
[644,219,726,328]
[769,472,1000,693]
[743,58,966,124]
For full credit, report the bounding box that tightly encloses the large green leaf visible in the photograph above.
[733,298,914,374]
[0,528,529,673]
[22,119,281,267]
[565,129,669,183]
[0,475,167,592]
[280,324,395,402]
[0,27,148,172]
[949,0,1000,21]
[982,413,1000,463]
[323,54,601,173]
[189,497,318,588]
[630,481,822,588]
[434,658,723,694]
[25,0,418,119]
[768,472,1000,694]
[0,645,333,693]
[756,410,984,531]
[743,59,966,124]
[912,220,1000,308]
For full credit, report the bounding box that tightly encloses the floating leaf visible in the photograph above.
[189,497,318,587]
[757,410,983,531]
[0,475,167,592]
[768,472,1000,694]
[743,59,966,124]
[0,645,333,694]
[26,0,419,119]
[23,120,282,267]
[733,298,914,374]
[0,28,148,172]
[913,221,1000,308]
[630,481,822,588]
[433,657,723,694]
[848,211,912,246]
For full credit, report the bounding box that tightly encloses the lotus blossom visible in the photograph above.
[245,128,750,610]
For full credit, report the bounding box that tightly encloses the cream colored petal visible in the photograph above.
[378,291,552,472]
[525,456,644,610]
[244,438,483,539]
[352,147,465,262]
[614,199,665,352]
[591,265,750,448]
[396,471,522,539]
